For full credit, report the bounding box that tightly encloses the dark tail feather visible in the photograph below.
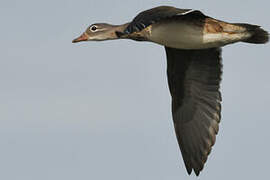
[235,23,269,44]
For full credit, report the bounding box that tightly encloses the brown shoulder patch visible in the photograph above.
[127,25,152,41]
[203,18,223,33]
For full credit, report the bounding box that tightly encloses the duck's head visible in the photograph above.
[72,23,128,43]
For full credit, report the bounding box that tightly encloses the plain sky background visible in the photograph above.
[1,0,269,179]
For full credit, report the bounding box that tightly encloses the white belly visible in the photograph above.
[149,21,249,49]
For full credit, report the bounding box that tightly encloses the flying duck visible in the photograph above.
[72,6,269,176]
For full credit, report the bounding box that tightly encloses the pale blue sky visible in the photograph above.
[1,0,270,179]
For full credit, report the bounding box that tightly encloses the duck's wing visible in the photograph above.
[124,6,205,34]
[165,47,222,176]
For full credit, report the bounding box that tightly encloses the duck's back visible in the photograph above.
[124,6,204,34]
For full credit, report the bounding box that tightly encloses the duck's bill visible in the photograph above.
[72,33,88,43]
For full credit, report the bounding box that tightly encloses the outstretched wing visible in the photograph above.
[165,47,222,176]
[124,6,205,34]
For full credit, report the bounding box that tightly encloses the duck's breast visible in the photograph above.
[149,20,205,49]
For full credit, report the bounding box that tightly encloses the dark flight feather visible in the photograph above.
[124,6,205,34]
[165,47,222,176]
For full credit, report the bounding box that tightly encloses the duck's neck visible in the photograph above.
[110,23,130,39]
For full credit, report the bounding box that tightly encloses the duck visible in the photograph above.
[72,6,269,176]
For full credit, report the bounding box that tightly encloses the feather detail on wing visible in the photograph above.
[165,47,222,176]
[124,6,205,34]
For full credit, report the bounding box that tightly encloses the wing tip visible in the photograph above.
[195,170,201,176]
[185,166,203,176]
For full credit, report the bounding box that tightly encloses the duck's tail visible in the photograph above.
[234,23,269,44]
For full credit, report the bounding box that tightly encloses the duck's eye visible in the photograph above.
[90,25,97,32]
